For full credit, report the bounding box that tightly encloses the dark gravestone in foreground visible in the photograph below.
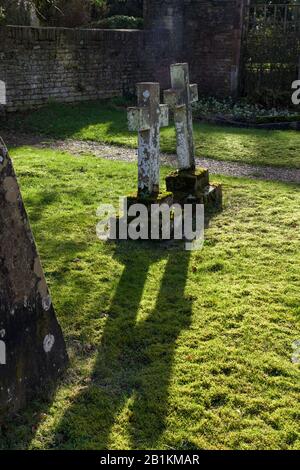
[0,138,68,416]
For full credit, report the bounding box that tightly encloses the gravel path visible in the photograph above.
[2,131,300,184]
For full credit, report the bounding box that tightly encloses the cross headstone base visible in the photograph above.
[166,168,222,211]
[166,168,209,195]
[113,191,174,241]
[126,191,174,210]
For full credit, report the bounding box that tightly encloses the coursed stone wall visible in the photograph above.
[0,26,147,111]
[0,1,246,112]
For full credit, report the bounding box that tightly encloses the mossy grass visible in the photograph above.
[4,99,300,169]
[1,146,299,450]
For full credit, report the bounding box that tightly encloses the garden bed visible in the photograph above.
[204,117,300,130]
[193,98,300,130]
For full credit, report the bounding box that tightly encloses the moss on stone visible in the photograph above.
[168,167,208,178]
[127,191,173,208]
[166,167,209,195]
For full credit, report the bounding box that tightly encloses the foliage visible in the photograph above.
[0,147,299,449]
[107,0,143,17]
[242,3,300,107]
[192,97,300,123]
[0,0,35,25]
[251,1,299,7]
[90,14,143,28]
[33,0,108,27]
[0,7,5,24]
[242,28,299,107]
[4,99,300,168]
[0,0,142,26]
[0,1,108,27]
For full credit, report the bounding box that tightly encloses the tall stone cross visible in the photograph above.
[128,82,169,197]
[164,63,198,170]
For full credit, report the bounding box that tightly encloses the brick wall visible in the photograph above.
[183,0,245,96]
[144,0,246,97]
[0,26,147,112]
[143,0,184,88]
[144,0,183,52]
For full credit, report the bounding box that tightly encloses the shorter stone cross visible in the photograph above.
[128,82,169,197]
[164,63,198,170]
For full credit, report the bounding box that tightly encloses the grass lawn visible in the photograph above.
[1,146,300,450]
[5,99,300,169]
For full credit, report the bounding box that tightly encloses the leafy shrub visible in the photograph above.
[33,0,108,27]
[107,0,143,17]
[0,7,5,24]
[0,0,34,25]
[255,114,300,124]
[91,14,143,29]
[192,97,300,123]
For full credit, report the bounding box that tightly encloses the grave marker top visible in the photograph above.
[128,82,168,197]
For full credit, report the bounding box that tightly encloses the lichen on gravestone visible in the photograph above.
[164,63,198,170]
[127,82,169,197]
[0,138,68,416]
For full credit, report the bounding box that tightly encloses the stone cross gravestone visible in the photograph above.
[164,64,222,209]
[164,63,198,170]
[0,138,68,415]
[128,82,169,197]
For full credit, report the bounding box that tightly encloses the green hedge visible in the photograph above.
[90,14,143,29]
[255,114,300,124]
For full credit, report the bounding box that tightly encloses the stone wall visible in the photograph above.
[0,1,246,112]
[0,26,147,112]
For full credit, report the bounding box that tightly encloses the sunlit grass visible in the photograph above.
[1,146,299,450]
[5,99,300,168]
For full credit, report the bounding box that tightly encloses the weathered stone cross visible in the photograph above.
[128,82,169,197]
[164,63,198,170]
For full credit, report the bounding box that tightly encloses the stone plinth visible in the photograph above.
[166,168,209,196]
[114,191,174,241]
[166,168,222,210]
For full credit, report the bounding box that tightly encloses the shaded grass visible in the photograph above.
[5,99,300,169]
[1,146,300,450]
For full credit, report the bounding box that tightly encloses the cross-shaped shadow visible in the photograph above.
[53,242,192,448]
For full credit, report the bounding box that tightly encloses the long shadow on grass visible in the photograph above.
[54,243,192,449]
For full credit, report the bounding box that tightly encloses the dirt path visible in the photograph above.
[2,131,300,184]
